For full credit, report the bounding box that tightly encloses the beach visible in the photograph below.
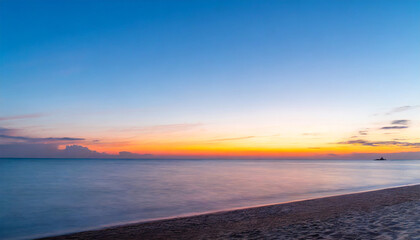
[41,184,420,239]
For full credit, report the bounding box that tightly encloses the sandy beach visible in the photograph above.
[40,184,420,239]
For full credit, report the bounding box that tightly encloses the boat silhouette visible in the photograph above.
[374,157,386,161]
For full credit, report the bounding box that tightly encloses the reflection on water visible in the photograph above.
[1,159,420,239]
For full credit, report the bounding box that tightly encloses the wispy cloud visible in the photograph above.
[0,113,44,121]
[385,105,420,115]
[379,119,410,130]
[380,126,408,130]
[358,130,368,135]
[0,127,17,135]
[391,119,410,125]
[0,134,84,143]
[337,139,420,147]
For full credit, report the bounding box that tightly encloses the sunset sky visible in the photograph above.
[1,0,419,159]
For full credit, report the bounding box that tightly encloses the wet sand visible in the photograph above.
[41,184,420,239]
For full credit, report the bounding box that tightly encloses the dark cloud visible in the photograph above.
[380,126,408,130]
[60,145,108,158]
[337,139,420,147]
[0,143,104,158]
[0,113,44,121]
[0,127,17,135]
[391,120,410,125]
[338,139,373,146]
[0,143,61,158]
[385,105,420,115]
[45,137,84,141]
[0,134,84,142]
[0,143,153,159]
[380,120,410,130]
[0,127,152,159]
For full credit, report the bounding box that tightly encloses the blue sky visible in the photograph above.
[1,0,420,158]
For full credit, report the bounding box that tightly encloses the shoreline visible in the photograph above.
[40,184,420,239]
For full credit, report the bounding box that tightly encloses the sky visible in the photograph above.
[1,0,420,159]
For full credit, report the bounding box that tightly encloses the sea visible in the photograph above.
[1,158,420,240]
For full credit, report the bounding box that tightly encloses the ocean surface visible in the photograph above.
[1,159,420,240]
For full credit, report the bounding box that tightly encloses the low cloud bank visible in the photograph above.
[337,139,420,147]
[0,143,152,159]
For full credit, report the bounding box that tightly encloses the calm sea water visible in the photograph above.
[1,159,420,239]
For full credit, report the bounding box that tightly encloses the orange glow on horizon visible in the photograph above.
[80,141,419,158]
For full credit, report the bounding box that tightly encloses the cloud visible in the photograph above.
[378,119,410,130]
[391,120,410,125]
[0,127,17,135]
[0,144,106,158]
[210,136,255,142]
[0,143,62,158]
[0,143,153,159]
[0,126,85,146]
[358,130,368,135]
[0,127,153,159]
[0,134,84,143]
[60,145,109,158]
[337,139,420,147]
[385,105,420,115]
[0,113,44,121]
[380,126,408,130]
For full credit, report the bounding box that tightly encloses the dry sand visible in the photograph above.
[40,184,420,240]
